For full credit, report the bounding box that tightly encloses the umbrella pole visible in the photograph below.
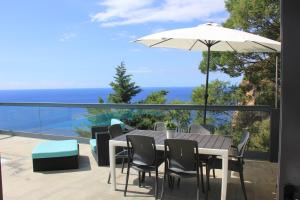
[203,45,211,125]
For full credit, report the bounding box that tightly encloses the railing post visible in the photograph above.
[270,108,280,162]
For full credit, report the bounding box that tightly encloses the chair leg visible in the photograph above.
[177,178,180,188]
[161,172,166,200]
[205,167,210,200]
[213,169,216,178]
[168,176,172,189]
[155,169,159,199]
[197,172,200,200]
[142,172,146,183]
[121,157,125,173]
[239,170,247,200]
[138,171,141,187]
[200,163,205,193]
[171,176,175,190]
[107,172,111,184]
[124,164,130,196]
[206,166,211,191]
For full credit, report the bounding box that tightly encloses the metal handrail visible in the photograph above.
[0,102,272,112]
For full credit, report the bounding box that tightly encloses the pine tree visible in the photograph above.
[108,62,141,103]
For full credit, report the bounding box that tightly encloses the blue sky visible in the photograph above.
[0,0,242,90]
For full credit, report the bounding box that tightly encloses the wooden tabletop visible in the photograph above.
[113,129,232,150]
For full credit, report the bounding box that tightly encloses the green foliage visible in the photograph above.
[199,0,280,107]
[165,121,177,130]
[224,0,280,40]
[98,97,104,103]
[248,118,270,152]
[139,90,168,104]
[128,90,169,129]
[108,62,142,103]
[192,80,240,105]
[168,100,191,131]
[191,80,240,129]
[197,0,279,152]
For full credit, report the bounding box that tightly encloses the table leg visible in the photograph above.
[109,141,116,190]
[221,151,229,200]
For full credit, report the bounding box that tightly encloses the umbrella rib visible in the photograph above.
[149,38,173,47]
[212,41,220,46]
[226,41,237,52]
[199,40,209,47]
[199,40,220,47]
[250,41,278,52]
[189,40,199,51]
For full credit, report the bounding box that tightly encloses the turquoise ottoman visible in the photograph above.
[32,140,79,171]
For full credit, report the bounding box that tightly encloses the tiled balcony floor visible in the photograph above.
[0,134,277,200]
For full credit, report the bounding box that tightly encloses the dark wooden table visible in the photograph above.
[113,129,232,150]
[109,130,232,200]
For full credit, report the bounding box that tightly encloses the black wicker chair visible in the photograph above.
[206,132,250,200]
[188,123,216,179]
[161,139,205,200]
[107,124,128,184]
[124,135,164,199]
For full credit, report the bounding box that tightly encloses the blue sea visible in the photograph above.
[0,87,198,136]
[0,87,194,103]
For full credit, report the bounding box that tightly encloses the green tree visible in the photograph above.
[108,62,141,103]
[200,0,280,107]
[168,100,191,132]
[139,90,168,104]
[192,80,241,134]
[192,80,240,106]
[128,90,169,129]
[198,0,279,151]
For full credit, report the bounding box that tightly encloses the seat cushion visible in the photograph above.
[32,140,78,159]
[90,139,97,152]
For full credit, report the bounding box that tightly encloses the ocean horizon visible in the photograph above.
[0,87,196,103]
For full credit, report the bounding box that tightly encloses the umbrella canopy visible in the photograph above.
[135,23,281,124]
[136,23,280,52]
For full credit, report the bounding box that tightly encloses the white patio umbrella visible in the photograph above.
[135,23,281,124]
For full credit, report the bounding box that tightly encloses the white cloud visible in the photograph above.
[91,0,226,27]
[59,32,77,42]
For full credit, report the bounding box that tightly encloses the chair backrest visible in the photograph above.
[126,135,157,166]
[188,124,211,135]
[91,126,109,139]
[108,124,123,138]
[164,139,198,172]
[237,131,250,157]
[153,122,167,131]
